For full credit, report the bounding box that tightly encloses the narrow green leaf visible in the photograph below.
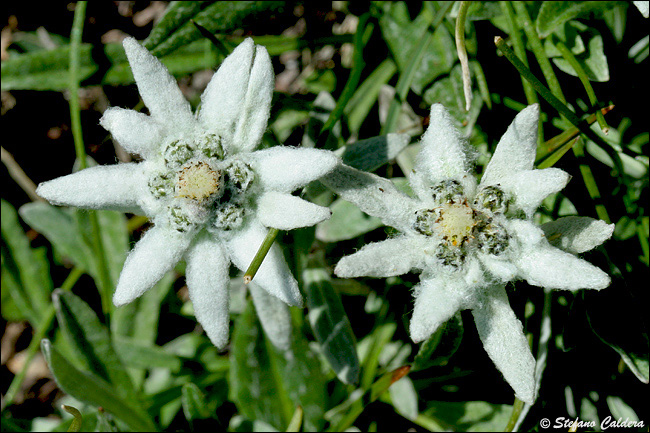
[53,290,135,399]
[315,198,383,242]
[326,366,411,431]
[412,313,464,371]
[112,336,183,371]
[1,41,219,91]
[536,1,620,38]
[182,383,211,425]
[42,339,157,432]
[388,376,418,420]
[145,1,287,57]
[379,2,456,95]
[143,1,209,50]
[19,202,94,273]
[345,59,397,134]
[360,323,397,388]
[303,268,360,385]
[536,137,577,169]
[339,133,411,173]
[422,400,513,432]
[62,405,83,432]
[286,406,303,432]
[1,199,52,323]
[230,300,327,431]
[111,271,175,343]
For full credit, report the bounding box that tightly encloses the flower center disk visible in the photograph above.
[175,161,223,202]
[438,203,476,246]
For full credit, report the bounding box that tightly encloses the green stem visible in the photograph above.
[455,1,472,111]
[504,397,525,431]
[552,36,609,134]
[68,2,113,314]
[2,267,84,409]
[69,1,87,169]
[511,1,566,104]
[494,36,579,125]
[573,138,611,223]
[244,228,280,284]
[381,1,454,134]
[500,2,537,105]
[316,13,373,149]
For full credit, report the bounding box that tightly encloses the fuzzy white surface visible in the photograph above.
[321,165,419,233]
[415,104,470,185]
[250,282,292,351]
[199,39,274,153]
[481,104,539,186]
[335,235,426,278]
[471,285,536,404]
[185,234,230,348]
[409,276,468,343]
[36,164,145,214]
[257,191,331,230]
[509,220,610,290]
[114,226,191,306]
[226,220,303,307]
[496,168,570,217]
[100,107,163,159]
[123,37,195,130]
[541,216,614,254]
[250,147,339,193]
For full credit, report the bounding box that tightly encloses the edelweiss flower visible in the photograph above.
[37,38,338,348]
[323,104,613,403]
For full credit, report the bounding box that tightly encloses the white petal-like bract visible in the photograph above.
[481,104,539,185]
[185,234,231,348]
[36,164,146,214]
[472,285,537,404]
[258,191,331,230]
[226,221,303,307]
[114,226,192,306]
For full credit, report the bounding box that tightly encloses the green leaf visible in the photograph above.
[423,64,483,133]
[606,396,640,422]
[52,290,136,399]
[339,134,410,173]
[315,198,383,242]
[229,300,327,431]
[345,59,397,135]
[1,199,52,323]
[142,1,210,51]
[412,313,463,371]
[536,1,621,38]
[303,268,360,385]
[111,272,174,343]
[547,23,610,82]
[112,336,183,371]
[387,376,418,420]
[1,40,219,91]
[182,383,210,425]
[379,2,456,94]
[586,286,650,384]
[42,339,157,432]
[326,366,411,431]
[19,202,94,272]
[144,1,287,57]
[422,401,513,432]
[285,406,303,432]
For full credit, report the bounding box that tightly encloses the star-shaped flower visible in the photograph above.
[323,104,613,403]
[37,38,338,348]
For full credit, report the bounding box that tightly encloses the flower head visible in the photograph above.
[323,104,613,403]
[37,38,338,348]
